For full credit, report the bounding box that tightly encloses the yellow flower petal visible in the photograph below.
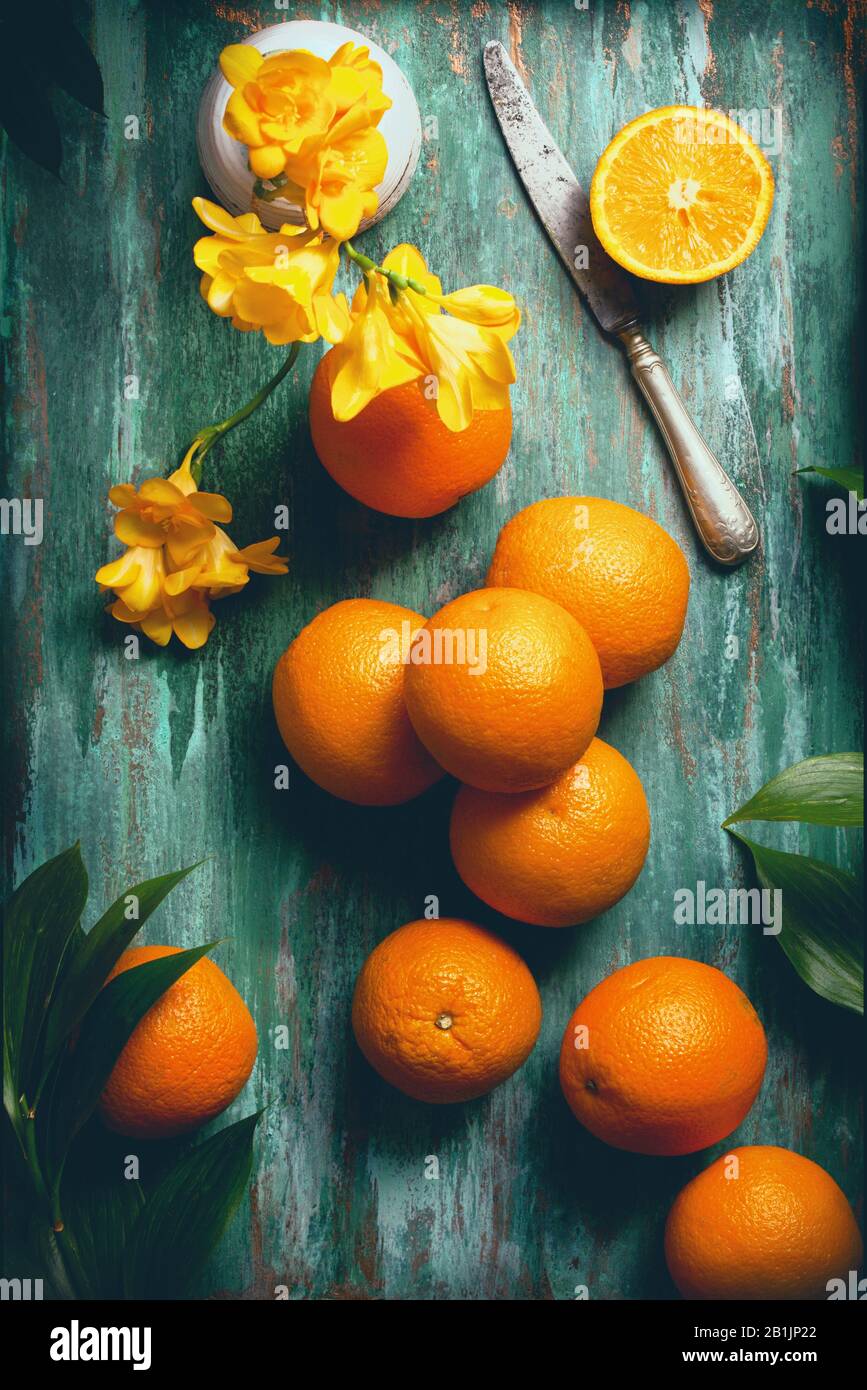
[234,537,289,574]
[139,477,186,507]
[192,196,263,240]
[115,511,164,547]
[95,555,141,590]
[219,44,263,90]
[173,601,216,650]
[438,285,521,333]
[189,491,233,523]
[382,245,443,298]
[108,483,138,509]
[224,90,265,147]
[140,609,173,646]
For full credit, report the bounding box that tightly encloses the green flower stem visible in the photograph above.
[185,343,302,484]
[343,240,430,296]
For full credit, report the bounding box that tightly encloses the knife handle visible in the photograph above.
[618,325,759,567]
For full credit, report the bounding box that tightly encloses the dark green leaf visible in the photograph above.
[723,753,863,828]
[58,1123,146,1299]
[0,45,63,176]
[796,466,865,500]
[42,942,218,1193]
[729,831,863,1013]
[2,845,88,1137]
[2,6,105,116]
[39,864,200,1091]
[124,1112,260,1299]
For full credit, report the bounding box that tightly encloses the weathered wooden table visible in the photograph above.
[2,0,863,1299]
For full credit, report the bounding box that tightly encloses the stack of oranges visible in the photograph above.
[273,493,690,926]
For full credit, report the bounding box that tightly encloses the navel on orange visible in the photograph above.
[559,956,767,1155]
[352,918,542,1103]
[665,1146,863,1300]
[99,946,258,1139]
[590,106,774,283]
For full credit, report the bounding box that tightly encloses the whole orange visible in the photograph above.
[486,496,690,688]
[309,351,512,518]
[272,598,444,805]
[450,738,650,926]
[665,1146,863,1300]
[98,946,257,1139]
[352,918,542,1103]
[559,956,767,1155]
[403,587,603,793]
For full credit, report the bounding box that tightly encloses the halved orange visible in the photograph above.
[590,106,774,284]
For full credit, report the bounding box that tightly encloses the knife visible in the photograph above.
[483,40,759,567]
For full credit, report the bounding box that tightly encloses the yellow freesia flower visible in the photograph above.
[110,586,216,651]
[218,42,391,242]
[329,244,520,432]
[192,197,350,345]
[220,47,336,174]
[287,106,388,242]
[96,452,288,649]
[327,273,424,421]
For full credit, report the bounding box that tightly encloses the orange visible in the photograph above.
[486,497,690,688]
[590,106,774,284]
[403,587,603,793]
[98,946,258,1139]
[272,598,444,806]
[665,1146,864,1301]
[559,956,767,1155]
[352,918,541,1103]
[309,351,512,518]
[450,738,650,927]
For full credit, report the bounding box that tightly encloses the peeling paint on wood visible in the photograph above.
[1,0,863,1299]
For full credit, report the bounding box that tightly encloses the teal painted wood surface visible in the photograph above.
[1,0,863,1299]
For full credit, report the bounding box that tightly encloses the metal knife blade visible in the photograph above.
[483,40,638,335]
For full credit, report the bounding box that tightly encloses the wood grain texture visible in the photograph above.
[1,0,863,1300]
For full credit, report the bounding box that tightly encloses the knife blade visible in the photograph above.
[483,40,638,335]
[482,39,759,568]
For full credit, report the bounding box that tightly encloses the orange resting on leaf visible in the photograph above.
[98,946,258,1140]
[665,1146,864,1300]
[309,350,512,518]
[559,955,767,1155]
[352,918,542,1103]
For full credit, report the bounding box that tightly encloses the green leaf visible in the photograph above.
[41,942,219,1194]
[0,43,63,176]
[2,845,88,1139]
[123,1112,260,1299]
[2,6,105,116]
[795,465,865,500]
[57,1124,146,1299]
[39,864,200,1092]
[729,831,863,1014]
[723,753,864,828]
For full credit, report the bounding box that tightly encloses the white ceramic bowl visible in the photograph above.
[196,20,421,231]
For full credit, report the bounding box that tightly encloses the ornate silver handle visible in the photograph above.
[618,325,759,567]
